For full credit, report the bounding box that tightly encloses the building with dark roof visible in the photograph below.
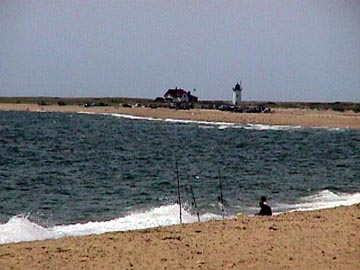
[164,87,198,103]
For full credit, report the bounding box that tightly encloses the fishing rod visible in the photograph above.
[186,173,200,222]
[218,166,225,219]
[175,156,182,224]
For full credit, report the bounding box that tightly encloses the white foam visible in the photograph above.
[101,112,306,130]
[0,215,63,244]
[275,190,360,212]
[56,204,199,237]
[242,124,303,131]
[76,111,352,131]
[2,191,359,244]
[0,204,221,244]
[109,113,159,122]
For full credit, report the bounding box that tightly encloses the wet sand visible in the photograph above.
[0,205,359,270]
[0,103,359,129]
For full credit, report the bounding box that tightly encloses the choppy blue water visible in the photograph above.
[0,110,359,244]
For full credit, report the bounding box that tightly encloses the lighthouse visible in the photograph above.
[232,81,243,106]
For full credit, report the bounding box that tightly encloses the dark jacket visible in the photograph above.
[258,202,272,216]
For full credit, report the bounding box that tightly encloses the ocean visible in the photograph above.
[0,110,359,244]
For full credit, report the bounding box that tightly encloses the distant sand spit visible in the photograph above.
[1,103,359,129]
[0,205,359,270]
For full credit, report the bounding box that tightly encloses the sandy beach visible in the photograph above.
[0,103,359,129]
[0,205,359,270]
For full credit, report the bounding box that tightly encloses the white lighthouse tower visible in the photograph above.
[232,81,243,106]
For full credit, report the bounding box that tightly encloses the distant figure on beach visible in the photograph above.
[257,196,272,216]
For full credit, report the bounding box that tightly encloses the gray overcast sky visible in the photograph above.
[1,1,359,102]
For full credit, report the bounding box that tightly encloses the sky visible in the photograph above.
[1,1,359,102]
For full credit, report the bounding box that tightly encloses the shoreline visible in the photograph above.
[1,103,360,129]
[1,103,359,269]
[1,204,359,269]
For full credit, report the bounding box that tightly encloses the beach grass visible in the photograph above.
[0,96,359,112]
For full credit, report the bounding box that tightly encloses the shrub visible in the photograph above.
[353,105,360,113]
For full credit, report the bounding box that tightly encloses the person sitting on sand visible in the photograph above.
[258,196,272,216]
